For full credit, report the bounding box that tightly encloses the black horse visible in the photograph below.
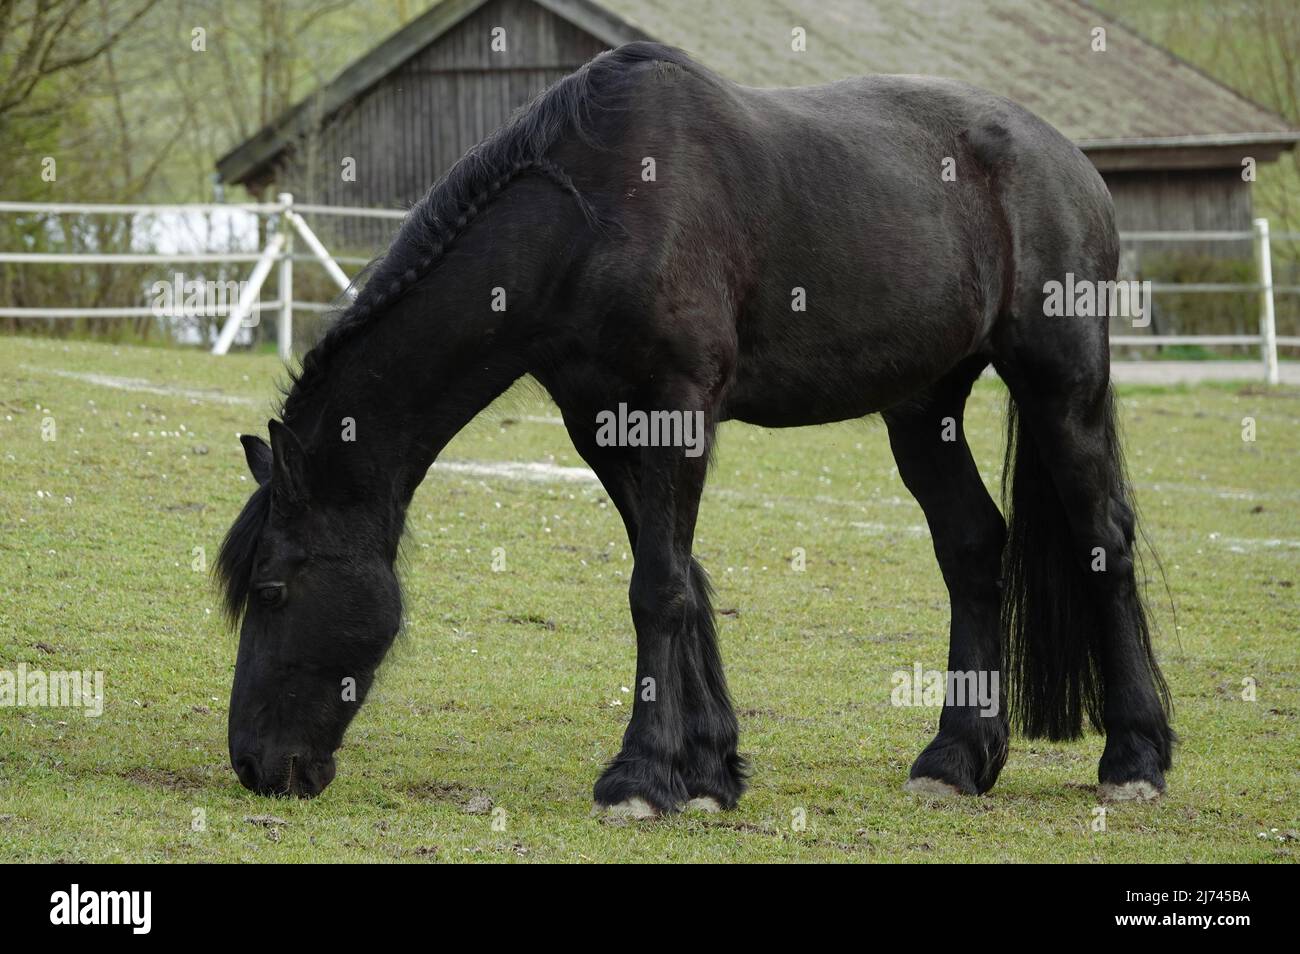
[219,43,1172,813]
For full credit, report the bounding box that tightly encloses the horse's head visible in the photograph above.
[219,420,403,797]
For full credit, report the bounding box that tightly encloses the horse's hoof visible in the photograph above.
[1098,780,1162,802]
[594,797,659,819]
[686,796,722,813]
[904,776,962,798]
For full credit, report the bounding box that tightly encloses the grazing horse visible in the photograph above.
[218,43,1172,813]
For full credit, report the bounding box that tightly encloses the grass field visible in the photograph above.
[0,335,1296,863]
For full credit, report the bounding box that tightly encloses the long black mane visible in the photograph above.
[217,482,270,624]
[280,41,699,424]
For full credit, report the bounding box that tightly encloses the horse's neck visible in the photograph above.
[294,312,524,509]
[292,184,587,506]
[300,294,552,519]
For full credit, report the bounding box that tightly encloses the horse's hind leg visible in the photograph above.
[883,356,1009,795]
[994,330,1173,801]
[562,404,745,815]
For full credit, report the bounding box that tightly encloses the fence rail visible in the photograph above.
[0,198,1295,381]
[0,194,384,360]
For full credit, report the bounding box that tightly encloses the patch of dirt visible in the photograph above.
[119,766,209,792]
[243,814,289,828]
[504,613,556,630]
[402,780,485,804]
[707,820,770,834]
[737,706,811,725]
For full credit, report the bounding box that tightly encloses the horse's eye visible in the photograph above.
[256,582,286,608]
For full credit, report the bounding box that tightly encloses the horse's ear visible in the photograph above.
[267,419,310,504]
[240,434,272,485]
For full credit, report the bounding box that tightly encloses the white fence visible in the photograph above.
[0,199,1297,382]
[1111,219,1300,385]
[0,194,403,361]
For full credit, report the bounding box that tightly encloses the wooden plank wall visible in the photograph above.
[277,0,607,251]
[1105,167,1254,259]
[1104,168,1258,340]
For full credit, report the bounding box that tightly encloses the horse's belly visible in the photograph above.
[723,290,984,427]
[723,373,889,427]
[723,337,963,427]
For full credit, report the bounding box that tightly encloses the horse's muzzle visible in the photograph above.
[232,748,336,798]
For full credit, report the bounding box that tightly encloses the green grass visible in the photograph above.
[0,336,1297,863]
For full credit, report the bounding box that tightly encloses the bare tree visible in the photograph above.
[0,0,157,124]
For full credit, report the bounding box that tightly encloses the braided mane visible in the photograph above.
[281,41,699,423]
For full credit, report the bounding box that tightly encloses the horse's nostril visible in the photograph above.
[234,754,261,789]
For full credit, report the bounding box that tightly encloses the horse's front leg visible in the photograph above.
[884,362,1010,796]
[591,407,744,817]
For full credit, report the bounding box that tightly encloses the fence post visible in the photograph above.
[285,208,358,299]
[1254,217,1279,386]
[211,229,285,355]
[278,193,294,362]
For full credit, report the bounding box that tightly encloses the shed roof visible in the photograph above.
[217,0,1300,186]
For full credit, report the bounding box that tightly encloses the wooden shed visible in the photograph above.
[216,0,1299,257]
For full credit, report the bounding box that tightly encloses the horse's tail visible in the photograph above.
[999,388,1168,740]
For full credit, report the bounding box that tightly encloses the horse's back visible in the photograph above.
[739,72,1117,322]
[569,50,1117,424]
[739,75,1109,421]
